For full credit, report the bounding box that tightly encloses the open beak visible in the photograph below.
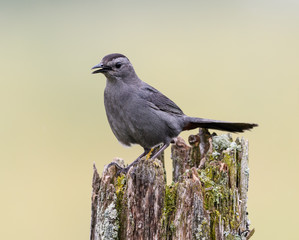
[91,63,112,74]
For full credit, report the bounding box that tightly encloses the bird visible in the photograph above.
[91,53,257,172]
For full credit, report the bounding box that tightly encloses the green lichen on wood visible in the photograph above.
[91,133,251,240]
[224,233,242,240]
[98,201,119,240]
[193,192,210,240]
[194,218,209,240]
[115,174,126,212]
[95,168,121,240]
[114,174,127,239]
[198,134,243,239]
[162,182,178,237]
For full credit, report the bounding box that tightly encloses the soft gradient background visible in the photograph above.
[1,0,298,239]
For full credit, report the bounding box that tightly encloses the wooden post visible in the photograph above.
[90,129,255,240]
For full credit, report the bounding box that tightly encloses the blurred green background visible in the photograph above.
[1,0,298,239]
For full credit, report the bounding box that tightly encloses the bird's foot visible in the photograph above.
[106,161,123,171]
[106,162,130,175]
[107,159,143,175]
[106,150,149,175]
[117,166,130,175]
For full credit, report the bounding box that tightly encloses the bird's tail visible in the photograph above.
[183,116,258,133]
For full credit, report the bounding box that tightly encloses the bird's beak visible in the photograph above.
[91,63,112,74]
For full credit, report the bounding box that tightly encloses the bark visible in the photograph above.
[90,129,255,240]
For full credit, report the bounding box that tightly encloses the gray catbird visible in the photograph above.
[92,53,257,171]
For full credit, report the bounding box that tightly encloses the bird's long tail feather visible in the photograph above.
[183,116,258,133]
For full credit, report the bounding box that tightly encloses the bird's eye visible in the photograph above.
[115,62,122,69]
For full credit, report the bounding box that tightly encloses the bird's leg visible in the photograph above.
[145,148,155,160]
[126,150,149,168]
[118,148,151,174]
[145,142,168,160]
[108,143,169,174]
[149,142,170,160]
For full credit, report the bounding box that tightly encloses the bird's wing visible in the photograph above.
[139,84,184,116]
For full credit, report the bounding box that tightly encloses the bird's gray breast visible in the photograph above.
[104,82,137,146]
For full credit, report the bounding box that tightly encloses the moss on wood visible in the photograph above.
[90,131,253,240]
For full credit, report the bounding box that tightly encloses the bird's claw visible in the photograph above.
[106,162,123,171]
[106,162,131,175]
[117,166,130,175]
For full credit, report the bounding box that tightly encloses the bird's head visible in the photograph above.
[91,53,137,82]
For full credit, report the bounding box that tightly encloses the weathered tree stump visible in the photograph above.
[90,129,255,240]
